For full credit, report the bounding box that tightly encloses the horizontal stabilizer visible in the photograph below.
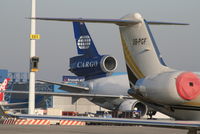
[146,21,189,25]
[37,80,89,93]
[31,17,141,25]
[31,17,189,26]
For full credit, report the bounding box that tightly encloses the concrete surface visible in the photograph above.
[0,125,188,134]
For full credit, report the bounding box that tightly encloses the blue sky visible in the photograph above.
[0,0,200,81]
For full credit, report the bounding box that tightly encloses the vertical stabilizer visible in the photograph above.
[119,13,170,86]
[0,78,10,101]
[73,22,99,57]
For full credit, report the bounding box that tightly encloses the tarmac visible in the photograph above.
[0,125,187,134]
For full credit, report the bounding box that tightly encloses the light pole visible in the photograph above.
[28,0,40,114]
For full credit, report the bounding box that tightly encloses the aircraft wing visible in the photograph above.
[37,80,89,93]
[1,90,131,99]
[12,114,200,134]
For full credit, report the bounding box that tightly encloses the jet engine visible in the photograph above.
[100,55,117,73]
[118,99,147,117]
[134,71,200,105]
[69,55,117,78]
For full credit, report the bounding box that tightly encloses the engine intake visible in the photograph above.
[100,56,117,73]
[118,99,147,117]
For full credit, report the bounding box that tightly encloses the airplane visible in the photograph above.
[0,78,53,109]
[38,21,150,117]
[0,78,10,102]
[0,22,150,117]
[0,78,28,107]
[30,13,200,121]
[2,13,200,134]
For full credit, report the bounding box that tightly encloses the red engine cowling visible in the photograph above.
[134,71,200,105]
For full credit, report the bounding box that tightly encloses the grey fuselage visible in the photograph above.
[78,74,130,110]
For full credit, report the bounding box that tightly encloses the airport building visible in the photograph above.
[0,69,106,115]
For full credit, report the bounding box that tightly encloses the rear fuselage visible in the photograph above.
[78,73,130,110]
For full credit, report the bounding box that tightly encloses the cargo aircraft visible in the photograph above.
[39,21,149,117]
[0,21,150,117]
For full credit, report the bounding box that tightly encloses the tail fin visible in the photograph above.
[0,78,10,101]
[73,22,99,57]
[119,13,171,86]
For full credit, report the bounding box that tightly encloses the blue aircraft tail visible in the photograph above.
[70,22,117,79]
[73,22,99,57]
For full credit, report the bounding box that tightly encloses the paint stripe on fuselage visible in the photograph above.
[120,34,144,81]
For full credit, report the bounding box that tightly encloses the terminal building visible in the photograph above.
[0,69,106,115]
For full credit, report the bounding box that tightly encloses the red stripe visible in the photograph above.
[42,120,47,125]
[27,119,33,125]
[31,119,38,125]
[68,120,74,125]
[36,119,43,125]
[45,120,50,125]
[20,119,27,125]
[60,120,66,125]
[40,120,46,125]
[77,121,81,125]
[15,119,21,125]
[59,120,63,125]
[72,121,77,125]
[3,119,7,124]
[59,120,85,125]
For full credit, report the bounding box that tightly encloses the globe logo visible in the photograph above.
[77,35,91,49]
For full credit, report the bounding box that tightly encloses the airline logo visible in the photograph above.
[76,61,98,68]
[0,78,10,101]
[77,35,91,49]
[63,76,85,82]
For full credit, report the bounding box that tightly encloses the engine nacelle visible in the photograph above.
[100,55,117,73]
[69,55,117,78]
[135,71,200,105]
[118,99,147,117]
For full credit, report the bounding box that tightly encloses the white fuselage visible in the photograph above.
[77,74,131,110]
[88,74,129,95]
